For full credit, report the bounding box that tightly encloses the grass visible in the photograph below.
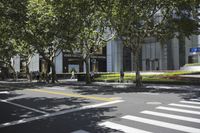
[95,71,200,84]
[95,73,134,81]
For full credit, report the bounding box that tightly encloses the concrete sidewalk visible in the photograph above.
[1,78,200,92]
[179,75,200,78]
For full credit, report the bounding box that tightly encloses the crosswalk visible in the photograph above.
[99,100,200,133]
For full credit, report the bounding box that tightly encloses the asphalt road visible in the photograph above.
[0,82,200,133]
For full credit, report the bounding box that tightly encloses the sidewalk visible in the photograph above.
[1,79,200,92]
[179,75,200,78]
[93,82,200,90]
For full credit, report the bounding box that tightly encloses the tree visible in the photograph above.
[25,0,63,83]
[159,0,200,67]
[25,0,84,83]
[109,0,199,87]
[74,0,115,84]
[15,40,35,81]
[0,0,28,79]
[0,40,18,79]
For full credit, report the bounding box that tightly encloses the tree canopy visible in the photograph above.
[108,0,199,87]
[0,0,199,84]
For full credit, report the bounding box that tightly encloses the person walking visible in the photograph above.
[120,69,124,83]
[90,71,95,81]
[36,71,40,82]
[71,70,75,79]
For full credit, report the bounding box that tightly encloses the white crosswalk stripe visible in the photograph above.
[180,100,200,105]
[156,106,200,115]
[99,121,152,133]
[169,103,200,109]
[190,98,200,102]
[141,110,200,123]
[99,101,200,133]
[122,115,200,133]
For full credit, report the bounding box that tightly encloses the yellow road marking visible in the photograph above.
[29,89,113,102]
[109,97,122,100]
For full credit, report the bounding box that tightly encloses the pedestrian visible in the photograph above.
[36,71,40,82]
[90,71,95,81]
[71,70,75,79]
[120,69,124,83]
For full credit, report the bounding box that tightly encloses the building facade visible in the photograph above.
[13,47,107,74]
[107,34,200,72]
[12,34,200,73]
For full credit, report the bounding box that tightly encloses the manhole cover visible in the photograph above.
[146,102,162,105]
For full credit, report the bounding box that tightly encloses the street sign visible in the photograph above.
[190,47,200,53]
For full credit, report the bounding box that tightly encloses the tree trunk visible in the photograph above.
[25,63,31,82]
[40,53,57,83]
[85,57,91,84]
[8,64,17,80]
[133,51,142,88]
[26,55,33,82]
[50,60,56,83]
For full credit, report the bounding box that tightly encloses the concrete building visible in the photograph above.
[107,34,200,72]
[141,35,200,71]
[12,47,107,74]
[12,34,200,73]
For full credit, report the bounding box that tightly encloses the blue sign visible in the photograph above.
[190,47,200,53]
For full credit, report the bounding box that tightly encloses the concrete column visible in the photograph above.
[12,55,20,72]
[106,41,112,72]
[159,42,168,70]
[113,40,123,72]
[83,58,90,73]
[29,54,39,72]
[54,50,63,74]
[172,37,180,69]
[131,52,134,71]
[106,39,123,72]
[83,62,86,72]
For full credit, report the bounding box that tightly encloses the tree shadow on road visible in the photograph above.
[1,81,199,102]
[69,84,200,101]
[70,84,192,94]
[1,98,119,133]
[0,82,45,91]
[0,92,23,100]
[10,97,92,113]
